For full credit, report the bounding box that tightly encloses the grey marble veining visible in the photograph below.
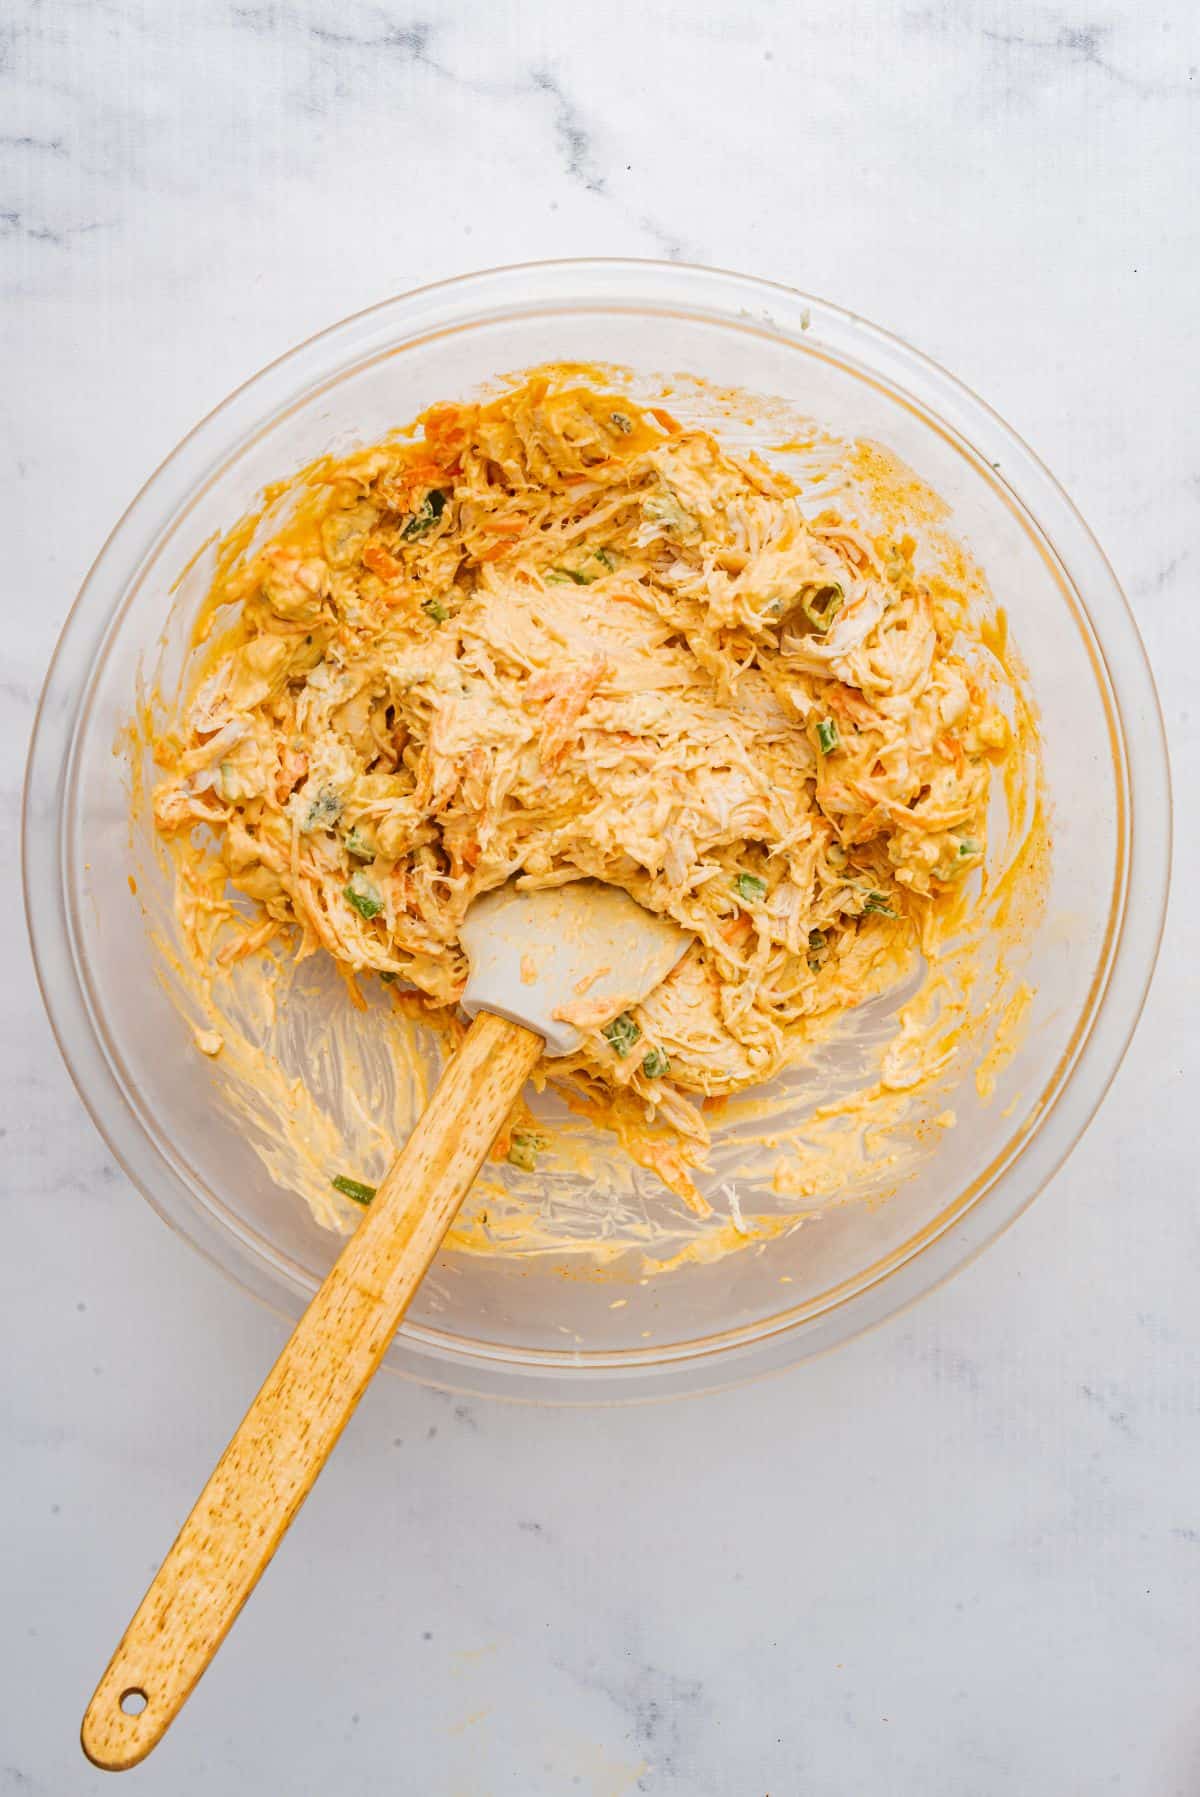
[2,2,1197,1792]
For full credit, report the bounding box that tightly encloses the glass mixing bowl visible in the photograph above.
[24,260,1170,1401]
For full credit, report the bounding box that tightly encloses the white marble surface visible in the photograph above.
[2,2,1197,1791]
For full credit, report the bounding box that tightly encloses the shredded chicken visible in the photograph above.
[153,372,1014,1195]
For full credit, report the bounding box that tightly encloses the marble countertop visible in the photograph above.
[3,3,1196,1791]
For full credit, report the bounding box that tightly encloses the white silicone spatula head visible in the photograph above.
[459,878,691,1055]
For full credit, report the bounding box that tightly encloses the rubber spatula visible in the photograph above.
[81,879,689,1770]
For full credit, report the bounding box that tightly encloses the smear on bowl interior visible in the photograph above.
[130,364,1046,1270]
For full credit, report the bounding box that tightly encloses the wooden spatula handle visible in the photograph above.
[81,1010,542,1771]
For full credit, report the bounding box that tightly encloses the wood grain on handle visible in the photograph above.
[81,1011,542,1772]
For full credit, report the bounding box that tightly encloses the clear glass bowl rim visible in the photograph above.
[23,257,1172,1404]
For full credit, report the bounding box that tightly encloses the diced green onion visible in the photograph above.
[379,970,397,984]
[332,1175,376,1205]
[735,872,768,904]
[401,489,448,539]
[507,1130,543,1172]
[345,871,384,920]
[816,717,840,756]
[345,826,375,860]
[609,411,634,434]
[602,1012,642,1057]
[422,597,449,623]
[642,490,699,539]
[863,890,896,918]
[807,926,828,973]
[935,835,983,882]
[641,1046,671,1078]
[798,582,845,633]
[548,552,614,584]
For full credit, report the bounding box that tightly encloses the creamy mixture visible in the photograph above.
[149,370,1025,1214]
